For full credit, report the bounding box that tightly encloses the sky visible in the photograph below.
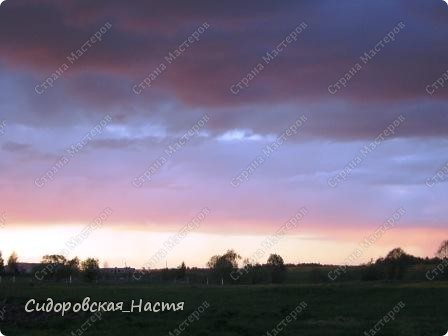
[0,0,447,268]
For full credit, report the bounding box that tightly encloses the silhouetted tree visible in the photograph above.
[81,258,100,282]
[361,260,384,281]
[41,255,68,280]
[0,251,4,274]
[7,252,19,275]
[242,259,270,284]
[42,255,66,264]
[267,254,287,284]
[35,255,81,281]
[207,250,241,284]
[383,248,412,280]
[67,257,80,277]
[436,240,448,259]
[177,262,187,280]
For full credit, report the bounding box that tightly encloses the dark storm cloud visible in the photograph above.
[0,0,447,140]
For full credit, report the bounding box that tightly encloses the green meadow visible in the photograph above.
[0,281,447,336]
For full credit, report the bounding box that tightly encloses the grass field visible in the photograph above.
[0,281,447,336]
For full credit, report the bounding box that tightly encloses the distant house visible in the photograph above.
[101,267,135,279]
[10,262,40,274]
[101,267,135,274]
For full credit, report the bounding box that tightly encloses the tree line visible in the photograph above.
[0,239,447,284]
[0,252,100,282]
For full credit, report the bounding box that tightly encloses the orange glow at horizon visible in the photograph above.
[0,224,444,268]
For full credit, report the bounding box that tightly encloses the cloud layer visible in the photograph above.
[0,0,447,263]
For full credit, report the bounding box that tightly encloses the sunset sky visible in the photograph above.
[0,0,447,268]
